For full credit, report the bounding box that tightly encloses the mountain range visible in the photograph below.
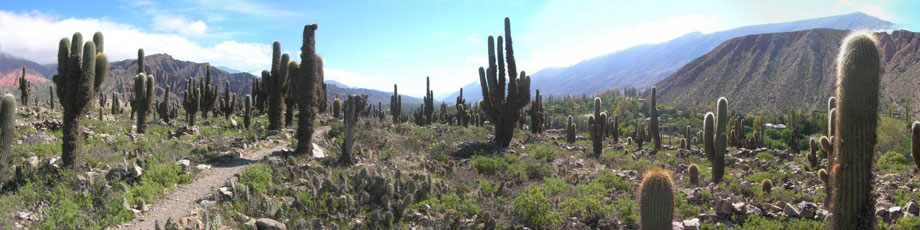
[444,12,896,103]
[656,28,920,115]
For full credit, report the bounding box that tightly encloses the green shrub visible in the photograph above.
[543,178,568,196]
[240,164,272,194]
[894,215,920,230]
[531,144,558,163]
[595,170,630,191]
[878,151,908,172]
[513,186,562,228]
[754,151,774,161]
[472,156,509,176]
[415,194,482,216]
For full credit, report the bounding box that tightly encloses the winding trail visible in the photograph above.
[113,126,330,230]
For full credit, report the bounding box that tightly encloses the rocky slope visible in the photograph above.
[656,29,920,115]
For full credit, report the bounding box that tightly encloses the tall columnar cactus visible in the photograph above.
[251,78,263,114]
[319,83,328,114]
[807,138,819,169]
[639,168,674,230]
[200,66,218,118]
[913,122,920,170]
[528,89,544,134]
[341,95,366,166]
[713,132,727,183]
[219,81,236,120]
[49,85,55,111]
[565,115,576,143]
[111,93,122,114]
[137,48,145,74]
[244,94,252,129]
[284,62,299,126]
[53,31,108,169]
[612,115,619,143]
[649,87,660,150]
[588,97,607,157]
[18,66,30,106]
[0,94,15,162]
[703,113,715,161]
[294,24,321,156]
[423,77,434,125]
[390,84,402,124]
[134,73,155,133]
[478,17,531,148]
[183,77,201,126]
[716,97,728,154]
[157,86,174,124]
[827,33,880,230]
[262,43,290,131]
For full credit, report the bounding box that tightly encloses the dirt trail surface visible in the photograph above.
[113,126,330,230]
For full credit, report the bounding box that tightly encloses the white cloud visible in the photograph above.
[0,10,270,73]
[152,15,207,35]
[521,14,721,71]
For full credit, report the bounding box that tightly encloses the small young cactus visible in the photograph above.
[761,178,773,193]
[588,97,607,157]
[333,97,342,118]
[827,32,880,229]
[639,168,674,230]
[565,115,576,143]
[688,163,699,186]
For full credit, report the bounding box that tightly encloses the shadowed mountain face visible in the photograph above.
[444,12,895,102]
[655,29,920,115]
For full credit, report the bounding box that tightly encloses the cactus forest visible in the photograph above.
[4,2,920,230]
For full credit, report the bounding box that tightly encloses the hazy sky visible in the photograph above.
[0,0,917,97]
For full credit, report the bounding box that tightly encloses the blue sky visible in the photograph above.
[0,0,918,97]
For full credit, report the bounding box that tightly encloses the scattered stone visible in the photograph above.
[163,217,181,230]
[715,199,733,218]
[180,216,203,229]
[784,203,800,218]
[904,200,920,216]
[196,164,211,170]
[176,159,191,173]
[889,206,903,220]
[312,143,326,158]
[797,201,818,219]
[27,156,39,168]
[255,218,286,230]
[877,207,890,222]
[682,218,700,230]
[218,187,234,200]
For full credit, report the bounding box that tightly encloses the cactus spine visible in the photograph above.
[18,66,30,106]
[827,33,880,230]
[294,24,321,156]
[53,31,108,169]
[649,87,660,150]
[478,18,531,148]
[588,97,607,157]
[639,168,674,230]
[566,115,576,143]
[134,72,154,133]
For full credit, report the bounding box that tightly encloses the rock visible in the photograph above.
[218,187,234,200]
[255,218,286,230]
[745,204,763,216]
[784,203,800,217]
[164,217,181,230]
[877,207,890,222]
[889,206,903,220]
[27,156,39,168]
[47,157,60,169]
[180,216,203,229]
[715,199,733,218]
[904,200,920,216]
[732,202,746,214]
[312,143,326,158]
[230,119,239,127]
[176,159,191,173]
[130,163,144,178]
[672,221,684,230]
[796,202,818,219]
[196,164,211,170]
[682,218,700,230]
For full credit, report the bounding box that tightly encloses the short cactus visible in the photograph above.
[639,168,674,230]
[49,85,55,111]
[827,33,880,229]
[688,163,699,186]
[565,115,576,143]
[53,32,108,169]
[588,97,607,157]
[333,97,342,118]
[807,138,818,169]
[761,178,773,193]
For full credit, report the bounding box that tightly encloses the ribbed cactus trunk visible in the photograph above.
[390,84,401,124]
[183,77,201,126]
[19,67,30,107]
[0,95,16,161]
[294,24,320,156]
[649,87,660,150]
[588,97,606,157]
[157,86,173,124]
[566,115,576,143]
[54,32,108,169]
[244,95,252,129]
[200,67,218,119]
[913,122,920,170]
[49,85,55,111]
[703,113,714,161]
[478,18,531,148]
[828,33,880,230]
[264,42,290,131]
[529,89,543,134]
[134,73,154,133]
[340,95,366,165]
[713,133,727,183]
[423,77,434,125]
[639,168,674,230]
[612,115,619,143]
[284,63,298,126]
[332,97,341,118]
